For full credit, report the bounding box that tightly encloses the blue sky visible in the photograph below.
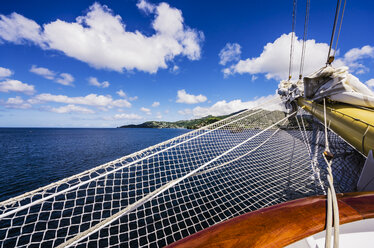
[0,0,373,127]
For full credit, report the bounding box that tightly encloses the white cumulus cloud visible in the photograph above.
[222,33,374,80]
[4,96,32,109]
[50,104,95,114]
[140,107,151,115]
[0,13,44,45]
[0,79,35,95]
[342,45,374,63]
[0,67,13,78]
[30,65,74,86]
[88,77,110,88]
[30,93,131,108]
[219,43,241,65]
[365,79,374,88]
[152,101,160,107]
[334,45,374,74]
[171,65,179,73]
[137,0,155,14]
[0,2,204,73]
[178,108,192,116]
[30,65,55,79]
[116,89,137,101]
[56,73,74,86]
[114,113,143,120]
[116,89,127,98]
[176,89,207,104]
[222,33,330,80]
[189,95,282,118]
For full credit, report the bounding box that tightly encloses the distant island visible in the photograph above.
[117,109,303,129]
[118,112,238,129]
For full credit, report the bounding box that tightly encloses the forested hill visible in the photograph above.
[119,114,232,129]
[118,109,291,129]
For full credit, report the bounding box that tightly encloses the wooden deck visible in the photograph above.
[167,192,374,248]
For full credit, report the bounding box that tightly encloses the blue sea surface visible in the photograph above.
[0,128,189,202]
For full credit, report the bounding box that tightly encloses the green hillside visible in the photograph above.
[117,109,303,130]
[119,114,231,129]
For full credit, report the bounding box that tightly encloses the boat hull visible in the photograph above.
[167,192,374,248]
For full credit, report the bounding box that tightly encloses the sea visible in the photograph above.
[0,128,190,202]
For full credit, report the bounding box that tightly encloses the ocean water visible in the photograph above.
[0,128,190,202]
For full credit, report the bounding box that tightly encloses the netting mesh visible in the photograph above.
[0,97,365,248]
[298,113,365,193]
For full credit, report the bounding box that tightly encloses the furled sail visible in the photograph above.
[304,66,374,108]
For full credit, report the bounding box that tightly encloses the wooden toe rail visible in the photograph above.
[167,192,374,248]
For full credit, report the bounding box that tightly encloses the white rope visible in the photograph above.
[295,111,312,156]
[323,98,340,248]
[295,109,325,193]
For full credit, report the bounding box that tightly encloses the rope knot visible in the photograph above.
[323,150,334,161]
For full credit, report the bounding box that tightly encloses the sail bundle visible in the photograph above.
[304,66,374,108]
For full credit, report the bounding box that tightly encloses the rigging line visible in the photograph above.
[284,131,296,200]
[324,154,340,248]
[193,126,283,177]
[299,0,310,79]
[294,109,325,193]
[323,99,330,152]
[323,98,340,248]
[333,0,346,57]
[327,0,342,64]
[288,0,298,80]
[295,112,311,157]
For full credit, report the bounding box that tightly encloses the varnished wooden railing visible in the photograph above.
[167,192,374,248]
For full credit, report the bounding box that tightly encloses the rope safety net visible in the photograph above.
[0,97,365,248]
